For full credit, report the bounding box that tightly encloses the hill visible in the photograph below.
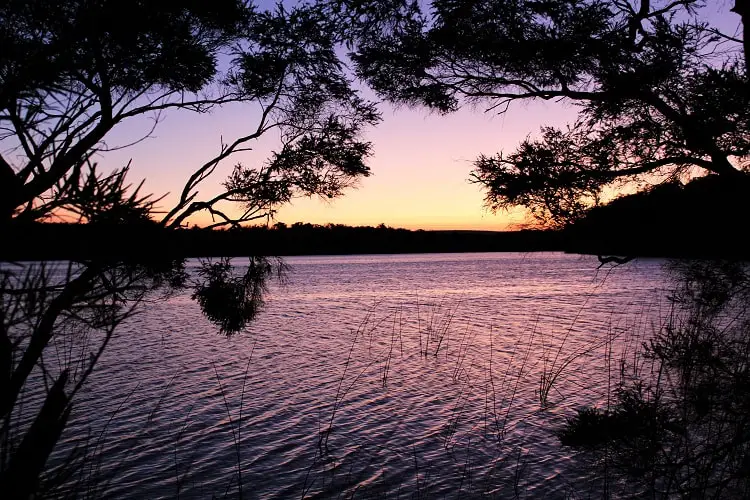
[565,175,750,259]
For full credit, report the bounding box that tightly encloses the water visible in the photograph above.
[48,252,671,498]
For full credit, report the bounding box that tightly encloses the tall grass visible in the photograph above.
[304,270,742,499]
[38,266,717,499]
[303,294,624,498]
[558,260,750,499]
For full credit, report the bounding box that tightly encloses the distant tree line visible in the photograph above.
[7,173,750,261]
[2,222,562,260]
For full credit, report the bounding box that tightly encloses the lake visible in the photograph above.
[50,252,671,498]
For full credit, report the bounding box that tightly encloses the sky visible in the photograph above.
[99,1,743,231]
[104,98,579,230]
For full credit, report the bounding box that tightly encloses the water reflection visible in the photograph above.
[67,253,670,498]
[0,256,280,498]
[9,254,744,498]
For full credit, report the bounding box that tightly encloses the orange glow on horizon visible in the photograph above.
[119,102,576,231]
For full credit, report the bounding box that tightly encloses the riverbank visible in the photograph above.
[4,221,749,261]
[1,222,562,260]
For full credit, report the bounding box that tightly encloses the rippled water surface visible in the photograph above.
[56,252,672,498]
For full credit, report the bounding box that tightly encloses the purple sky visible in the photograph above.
[99,1,744,230]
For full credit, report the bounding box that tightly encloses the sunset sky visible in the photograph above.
[100,1,742,231]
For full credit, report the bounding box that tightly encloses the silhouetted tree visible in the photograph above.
[2,0,379,227]
[335,0,749,225]
[0,0,378,495]
[559,260,750,497]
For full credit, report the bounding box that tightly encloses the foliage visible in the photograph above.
[1,0,379,227]
[0,0,379,496]
[564,174,750,257]
[193,256,288,335]
[335,0,749,225]
[559,260,750,497]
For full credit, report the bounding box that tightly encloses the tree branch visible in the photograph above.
[161,74,287,227]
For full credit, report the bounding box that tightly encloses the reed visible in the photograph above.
[41,274,720,499]
[557,261,750,498]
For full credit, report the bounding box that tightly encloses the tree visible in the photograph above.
[1,0,379,227]
[0,0,378,495]
[336,0,749,225]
